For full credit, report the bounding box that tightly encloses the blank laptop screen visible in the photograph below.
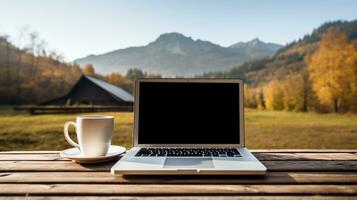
[137,81,240,144]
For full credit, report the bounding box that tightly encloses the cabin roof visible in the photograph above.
[84,75,134,102]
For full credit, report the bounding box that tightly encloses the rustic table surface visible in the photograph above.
[0,149,356,199]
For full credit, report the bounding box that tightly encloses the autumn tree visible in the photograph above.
[244,85,257,108]
[82,64,95,76]
[255,89,265,110]
[0,31,82,104]
[27,32,39,81]
[281,72,310,112]
[307,28,357,112]
[106,72,126,85]
[264,79,284,111]
[106,72,133,92]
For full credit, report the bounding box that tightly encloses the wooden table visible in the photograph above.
[0,150,356,199]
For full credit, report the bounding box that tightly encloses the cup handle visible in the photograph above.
[64,122,80,148]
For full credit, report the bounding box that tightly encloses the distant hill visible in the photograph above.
[229,38,283,58]
[74,32,282,76]
[202,20,357,86]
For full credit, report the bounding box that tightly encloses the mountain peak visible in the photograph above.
[249,38,262,45]
[155,32,193,43]
[75,33,282,76]
[229,38,282,52]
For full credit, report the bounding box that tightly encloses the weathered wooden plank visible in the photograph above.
[0,196,356,200]
[255,153,357,161]
[0,184,356,195]
[264,161,357,171]
[0,154,122,161]
[251,149,357,153]
[0,151,59,154]
[0,161,113,172]
[0,172,357,184]
[0,151,355,199]
[1,152,357,161]
[1,160,356,172]
[2,150,357,155]
[0,154,61,161]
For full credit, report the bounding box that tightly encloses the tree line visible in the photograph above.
[0,30,158,105]
[0,31,83,104]
[243,28,357,113]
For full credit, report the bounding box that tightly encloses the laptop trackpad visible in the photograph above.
[164,158,214,168]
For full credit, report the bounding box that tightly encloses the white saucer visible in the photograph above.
[60,145,126,163]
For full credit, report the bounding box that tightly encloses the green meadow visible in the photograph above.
[0,108,356,151]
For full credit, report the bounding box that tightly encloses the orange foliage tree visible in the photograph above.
[82,64,95,76]
[264,79,284,111]
[307,28,357,112]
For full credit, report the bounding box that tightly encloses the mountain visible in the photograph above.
[74,33,282,76]
[229,38,283,58]
[201,20,357,86]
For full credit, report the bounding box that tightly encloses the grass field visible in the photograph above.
[0,107,356,150]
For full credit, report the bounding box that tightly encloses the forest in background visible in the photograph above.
[0,29,158,104]
[0,31,82,104]
[199,20,357,113]
[1,20,357,113]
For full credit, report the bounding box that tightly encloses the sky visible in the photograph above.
[0,0,356,61]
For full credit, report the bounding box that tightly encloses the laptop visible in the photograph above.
[111,78,267,175]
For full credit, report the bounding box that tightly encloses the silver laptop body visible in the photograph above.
[111,79,266,175]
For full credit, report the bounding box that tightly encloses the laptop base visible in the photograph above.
[111,147,266,175]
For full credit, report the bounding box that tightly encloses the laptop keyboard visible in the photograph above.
[135,148,241,157]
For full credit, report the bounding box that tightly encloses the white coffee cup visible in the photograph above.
[64,116,114,157]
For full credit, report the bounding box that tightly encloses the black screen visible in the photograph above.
[138,81,240,144]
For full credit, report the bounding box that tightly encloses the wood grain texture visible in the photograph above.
[1,152,357,161]
[0,172,357,184]
[0,151,59,154]
[1,160,356,172]
[2,149,357,154]
[264,161,357,171]
[1,196,357,200]
[0,184,356,195]
[250,149,357,153]
[0,150,356,198]
[0,154,61,161]
[255,153,357,161]
[0,160,113,172]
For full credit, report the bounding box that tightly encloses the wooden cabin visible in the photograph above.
[40,75,133,106]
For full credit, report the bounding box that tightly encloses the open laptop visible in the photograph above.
[111,79,266,175]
